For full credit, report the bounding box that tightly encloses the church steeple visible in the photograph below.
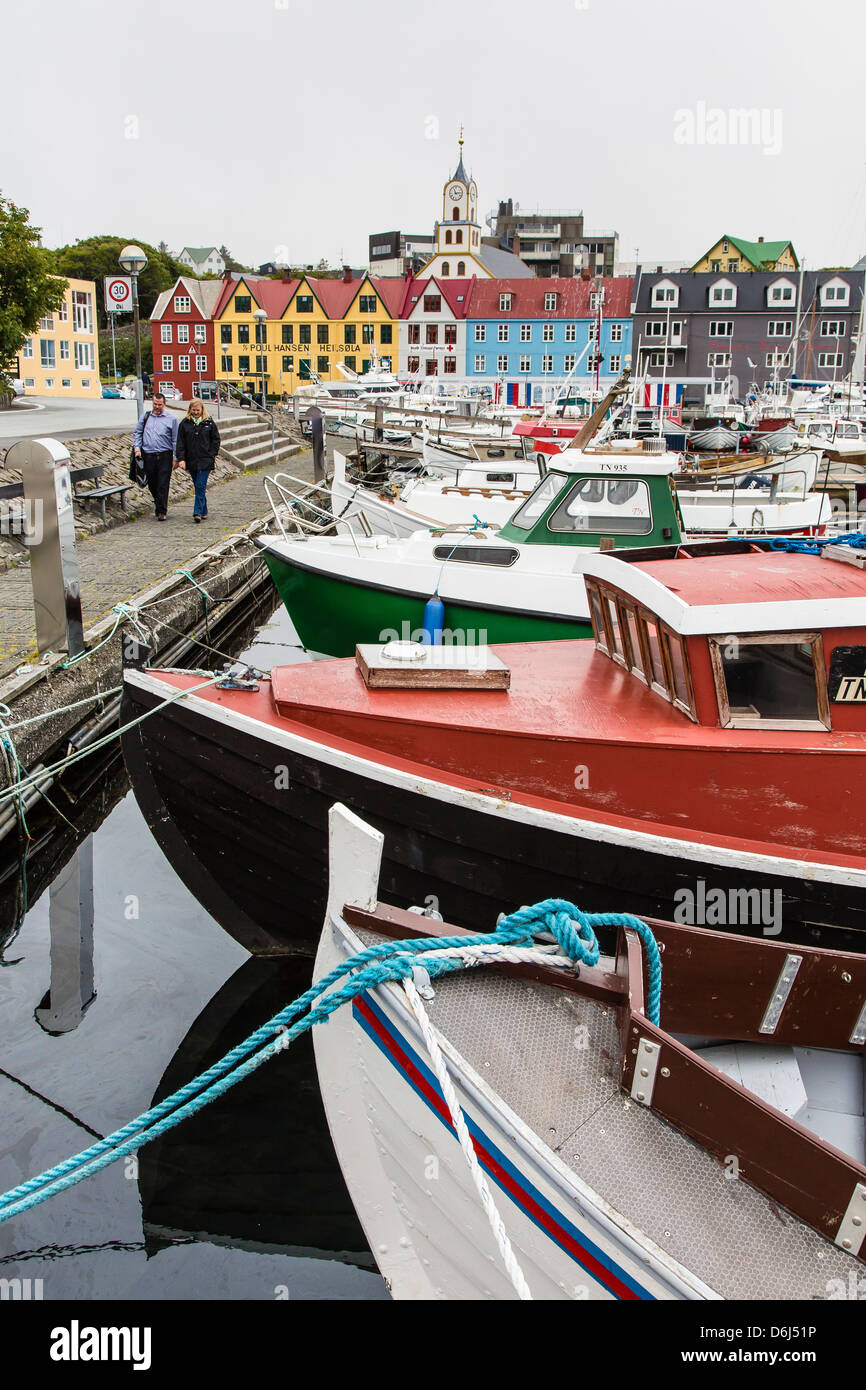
[453,127,468,185]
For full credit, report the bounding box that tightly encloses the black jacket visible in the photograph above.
[176,416,221,472]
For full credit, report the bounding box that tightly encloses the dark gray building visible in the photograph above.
[631,267,865,405]
[490,201,617,279]
[368,230,435,277]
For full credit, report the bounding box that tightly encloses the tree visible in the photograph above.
[52,236,191,327]
[0,195,67,381]
[218,245,248,274]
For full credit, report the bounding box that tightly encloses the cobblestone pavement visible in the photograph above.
[0,452,314,673]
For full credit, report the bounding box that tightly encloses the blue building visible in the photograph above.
[465,276,634,403]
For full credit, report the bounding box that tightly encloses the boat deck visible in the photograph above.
[418,966,864,1300]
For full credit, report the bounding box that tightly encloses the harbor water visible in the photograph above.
[0,602,388,1302]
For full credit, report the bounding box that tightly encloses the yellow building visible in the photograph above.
[16,278,101,397]
[213,273,403,394]
[691,235,799,275]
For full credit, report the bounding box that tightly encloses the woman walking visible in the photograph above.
[175,399,221,521]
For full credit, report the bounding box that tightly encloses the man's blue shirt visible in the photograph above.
[134,411,178,455]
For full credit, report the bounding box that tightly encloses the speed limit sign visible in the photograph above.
[104,275,133,313]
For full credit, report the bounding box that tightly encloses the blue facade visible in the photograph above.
[464,316,633,399]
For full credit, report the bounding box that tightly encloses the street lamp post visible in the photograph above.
[118,243,148,418]
[254,307,267,409]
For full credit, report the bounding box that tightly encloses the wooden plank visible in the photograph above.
[824,545,866,569]
[355,643,511,690]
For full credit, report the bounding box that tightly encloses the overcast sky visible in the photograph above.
[5,0,865,272]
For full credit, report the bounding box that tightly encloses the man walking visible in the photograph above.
[133,393,179,520]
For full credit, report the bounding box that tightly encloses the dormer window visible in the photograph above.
[499,293,512,311]
[821,277,850,307]
[768,278,796,306]
[544,292,557,311]
[651,280,679,307]
[709,278,737,307]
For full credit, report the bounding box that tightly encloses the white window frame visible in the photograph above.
[610,323,623,342]
[177,324,190,344]
[195,355,207,372]
[564,323,577,342]
[520,323,531,342]
[818,351,844,368]
[474,354,486,373]
[497,354,508,372]
[563,354,576,372]
[820,278,850,307]
[709,321,734,338]
[542,354,554,373]
[520,355,531,373]
[22,337,33,359]
[499,294,512,311]
[820,320,846,337]
[74,341,94,369]
[609,354,621,373]
[498,324,509,342]
[542,323,554,342]
[194,324,207,342]
[765,351,791,367]
[651,280,679,307]
[58,301,69,322]
[40,340,56,368]
[475,324,486,342]
[178,355,190,373]
[60,340,70,360]
[72,290,93,333]
[767,320,792,337]
[709,278,737,306]
[161,325,172,343]
[544,292,557,311]
[768,279,796,306]
[174,295,191,313]
[707,352,731,368]
[162,355,173,371]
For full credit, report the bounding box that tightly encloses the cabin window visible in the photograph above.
[548,477,653,535]
[431,545,519,567]
[622,605,647,682]
[709,633,829,730]
[509,471,565,529]
[604,596,625,663]
[641,615,667,692]
[588,585,608,652]
[664,630,693,713]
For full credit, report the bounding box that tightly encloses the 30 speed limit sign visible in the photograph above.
[104,276,133,313]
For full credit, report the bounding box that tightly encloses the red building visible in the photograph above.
[149,276,223,399]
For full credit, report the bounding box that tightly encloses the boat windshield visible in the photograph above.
[548,477,653,535]
[508,471,566,529]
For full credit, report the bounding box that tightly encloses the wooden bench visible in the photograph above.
[71,465,134,523]
[0,479,27,542]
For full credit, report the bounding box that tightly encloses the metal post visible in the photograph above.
[7,437,84,657]
[110,311,118,386]
[132,270,144,418]
[35,837,96,1034]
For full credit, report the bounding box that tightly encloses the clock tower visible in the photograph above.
[419,131,492,280]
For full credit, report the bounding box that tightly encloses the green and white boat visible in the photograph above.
[256,448,685,657]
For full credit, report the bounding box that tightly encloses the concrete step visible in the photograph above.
[236,443,302,471]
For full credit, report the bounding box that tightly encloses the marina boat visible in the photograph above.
[313,804,866,1300]
[257,451,686,654]
[121,537,866,956]
[325,440,830,544]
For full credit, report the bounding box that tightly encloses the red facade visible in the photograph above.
[150,278,218,400]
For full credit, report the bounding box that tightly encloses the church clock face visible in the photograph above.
[448,184,463,201]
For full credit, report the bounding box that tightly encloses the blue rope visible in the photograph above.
[767,531,866,554]
[0,900,659,1225]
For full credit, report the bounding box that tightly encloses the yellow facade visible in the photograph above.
[691,237,798,274]
[16,278,101,398]
[214,275,400,395]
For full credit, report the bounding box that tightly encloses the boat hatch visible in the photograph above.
[431,544,520,567]
[586,576,698,721]
[709,634,831,731]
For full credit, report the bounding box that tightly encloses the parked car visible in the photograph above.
[102,384,121,398]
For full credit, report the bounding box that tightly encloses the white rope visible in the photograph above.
[419,943,574,971]
[401,974,533,1301]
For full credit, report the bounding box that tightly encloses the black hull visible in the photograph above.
[121,679,866,955]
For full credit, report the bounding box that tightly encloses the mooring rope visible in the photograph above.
[0,899,661,1300]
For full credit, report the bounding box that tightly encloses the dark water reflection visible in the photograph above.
[0,606,388,1300]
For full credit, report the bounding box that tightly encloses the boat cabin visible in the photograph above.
[497,450,685,549]
[581,540,866,732]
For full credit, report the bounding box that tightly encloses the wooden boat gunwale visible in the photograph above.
[342,899,866,1263]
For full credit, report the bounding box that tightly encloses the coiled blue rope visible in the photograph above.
[767,531,866,554]
[0,900,660,1225]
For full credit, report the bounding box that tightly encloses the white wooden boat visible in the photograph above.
[313,804,866,1301]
